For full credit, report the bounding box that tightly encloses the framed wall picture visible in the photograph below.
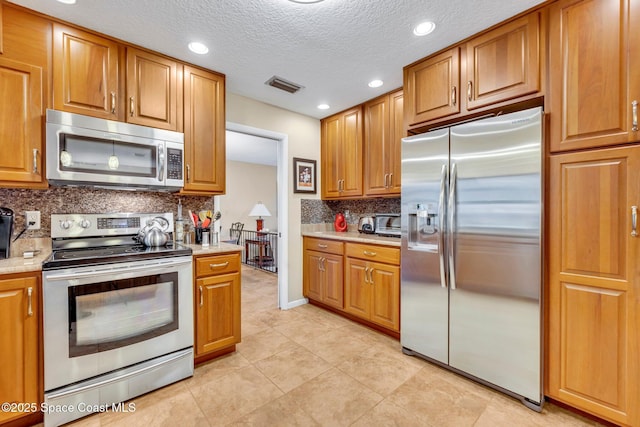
[293,157,317,194]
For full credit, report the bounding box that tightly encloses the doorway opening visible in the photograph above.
[219,122,289,309]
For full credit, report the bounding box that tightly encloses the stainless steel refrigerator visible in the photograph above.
[401,106,543,410]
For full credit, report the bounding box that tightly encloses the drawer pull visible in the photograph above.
[209,262,229,269]
[27,287,33,316]
[317,244,328,249]
[363,250,377,257]
[199,285,203,307]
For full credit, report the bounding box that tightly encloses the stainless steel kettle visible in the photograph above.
[135,216,170,247]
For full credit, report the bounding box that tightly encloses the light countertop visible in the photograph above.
[183,242,244,256]
[301,230,401,247]
[0,238,52,275]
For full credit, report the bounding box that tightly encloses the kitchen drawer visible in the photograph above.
[195,253,240,278]
[303,237,344,255]
[345,242,399,265]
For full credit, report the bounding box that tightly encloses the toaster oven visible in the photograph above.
[375,214,401,237]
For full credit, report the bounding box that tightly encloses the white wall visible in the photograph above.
[226,92,321,304]
[219,160,277,237]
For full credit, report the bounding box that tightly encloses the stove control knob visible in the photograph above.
[60,220,73,230]
[80,219,91,229]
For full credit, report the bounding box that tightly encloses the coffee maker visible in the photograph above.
[0,207,14,259]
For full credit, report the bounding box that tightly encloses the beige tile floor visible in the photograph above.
[56,266,605,427]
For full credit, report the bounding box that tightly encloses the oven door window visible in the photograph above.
[68,273,178,357]
[59,133,157,177]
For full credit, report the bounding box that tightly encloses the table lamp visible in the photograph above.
[249,202,271,231]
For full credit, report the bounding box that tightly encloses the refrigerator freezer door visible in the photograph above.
[448,107,542,402]
[401,128,450,364]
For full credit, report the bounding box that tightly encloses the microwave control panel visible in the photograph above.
[167,148,183,180]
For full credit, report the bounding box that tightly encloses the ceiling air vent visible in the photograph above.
[265,76,304,94]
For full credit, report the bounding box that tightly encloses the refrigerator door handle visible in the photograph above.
[448,162,457,290]
[439,163,448,288]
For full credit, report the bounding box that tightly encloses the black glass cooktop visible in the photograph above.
[42,242,192,270]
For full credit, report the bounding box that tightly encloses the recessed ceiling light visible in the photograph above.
[317,104,330,110]
[56,0,76,4]
[368,79,384,88]
[188,42,209,55]
[413,21,436,36]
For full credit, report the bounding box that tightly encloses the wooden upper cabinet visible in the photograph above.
[547,145,640,426]
[404,10,542,130]
[321,106,363,199]
[126,47,182,131]
[548,0,639,152]
[53,24,121,120]
[182,66,225,194]
[466,13,540,110]
[364,89,403,196]
[0,58,45,187]
[404,47,460,126]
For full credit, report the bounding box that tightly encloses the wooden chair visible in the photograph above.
[228,222,244,245]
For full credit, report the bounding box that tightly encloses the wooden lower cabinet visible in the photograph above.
[303,237,400,334]
[194,252,241,359]
[547,145,640,426]
[344,244,400,332]
[0,273,40,425]
[303,238,344,309]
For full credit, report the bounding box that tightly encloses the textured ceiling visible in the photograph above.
[8,0,545,119]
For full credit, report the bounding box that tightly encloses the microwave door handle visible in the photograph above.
[158,145,165,182]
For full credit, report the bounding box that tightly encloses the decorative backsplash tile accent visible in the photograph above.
[301,198,400,224]
[0,187,213,240]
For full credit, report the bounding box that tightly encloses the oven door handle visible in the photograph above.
[44,259,192,281]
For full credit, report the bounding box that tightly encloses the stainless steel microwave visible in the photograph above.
[46,109,184,192]
[375,213,401,237]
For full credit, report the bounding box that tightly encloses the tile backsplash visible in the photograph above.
[301,198,400,225]
[0,187,213,240]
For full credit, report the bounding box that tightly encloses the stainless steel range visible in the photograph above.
[41,212,194,427]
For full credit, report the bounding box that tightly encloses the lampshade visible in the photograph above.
[249,203,271,218]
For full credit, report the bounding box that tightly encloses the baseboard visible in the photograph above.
[281,297,308,310]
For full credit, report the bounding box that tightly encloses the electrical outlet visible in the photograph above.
[25,210,41,230]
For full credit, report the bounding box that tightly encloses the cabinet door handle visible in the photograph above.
[467,81,473,102]
[319,257,326,272]
[363,250,377,257]
[186,164,191,183]
[388,173,393,188]
[632,100,638,132]
[199,285,203,307]
[369,268,375,285]
[632,206,638,237]
[27,287,33,316]
[32,149,38,174]
[110,91,116,114]
[209,262,229,269]
[129,96,135,117]
[364,267,369,283]
[451,86,457,106]
[384,174,389,188]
